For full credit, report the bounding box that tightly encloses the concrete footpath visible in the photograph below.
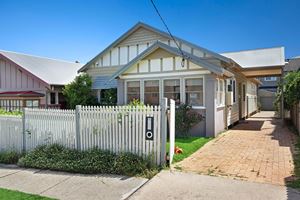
[0,165,147,200]
[129,170,300,200]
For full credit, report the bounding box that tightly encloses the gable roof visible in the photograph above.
[109,41,227,81]
[78,22,232,72]
[0,50,82,85]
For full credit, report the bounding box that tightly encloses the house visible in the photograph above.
[0,50,82,110]
[222,47,285,111]
[285,56,300,72]
[78,22,281,137]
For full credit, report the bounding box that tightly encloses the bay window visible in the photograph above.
[185,78,204,106]
[144,80,159,105]
[127,81,140,103]
[164,79,180,104]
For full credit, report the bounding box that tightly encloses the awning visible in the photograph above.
[0,91,45,97]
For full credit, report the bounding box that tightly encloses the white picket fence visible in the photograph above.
[0,101,174,165]
[0,115,23,152]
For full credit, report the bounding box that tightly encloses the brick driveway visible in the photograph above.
[177,111,298,186]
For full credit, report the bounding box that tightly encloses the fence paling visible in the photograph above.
[0,104,165,165]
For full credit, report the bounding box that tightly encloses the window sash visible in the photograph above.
[164,79,180,104]
[144,80,159,105]
[127,81,140,103]
[185,78,203,106]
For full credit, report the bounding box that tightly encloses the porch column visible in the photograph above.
[55,92,59,104]
[205,74,216,137]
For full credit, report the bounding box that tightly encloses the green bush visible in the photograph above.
[175,104,204,137]
[0,108,22,116]
[0,151,22,164]
[18,144,158,177]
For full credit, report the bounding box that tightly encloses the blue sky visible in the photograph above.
[1,0,299,63]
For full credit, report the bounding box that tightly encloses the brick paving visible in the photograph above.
[177,111,298,186]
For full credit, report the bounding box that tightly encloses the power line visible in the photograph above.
[150,0,186,67]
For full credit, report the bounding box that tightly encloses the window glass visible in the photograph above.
[233,80,236,103]
[216,79,225,106]
[164,79,180,104]
[185,78,203,106]
[127,81,140,103]
[144,80,159,105]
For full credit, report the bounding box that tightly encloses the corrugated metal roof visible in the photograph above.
[0,50,82,85]
[221,47,285,68]
[92,76,118,89]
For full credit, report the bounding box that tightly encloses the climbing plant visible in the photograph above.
[275,70,300,111]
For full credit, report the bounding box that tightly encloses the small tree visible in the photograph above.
[63,74,98,109]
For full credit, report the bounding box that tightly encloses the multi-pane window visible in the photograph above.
[185,78,204,106]
[164,79,180,104]
[264,77,277,81]
[216,79,225,106]
[127,81,140,103]
[144,80,159,105]
[25,100,39,108]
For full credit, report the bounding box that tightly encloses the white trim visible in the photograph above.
[120,70,210,79]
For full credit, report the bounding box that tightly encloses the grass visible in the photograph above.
[0,188,54,200]
[166,137,211,163]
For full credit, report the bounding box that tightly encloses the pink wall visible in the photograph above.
[0,57,49,104]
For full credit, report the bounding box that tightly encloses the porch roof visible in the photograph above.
[0,91,45,97]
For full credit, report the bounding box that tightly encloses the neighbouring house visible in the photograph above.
[285,56,300,72]
[78,22,282,137]
[221,47,285,111]
[0,50,82,110]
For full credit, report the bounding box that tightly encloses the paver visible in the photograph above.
[177,111,298,185]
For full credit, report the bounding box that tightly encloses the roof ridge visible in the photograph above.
[0,49,81,65]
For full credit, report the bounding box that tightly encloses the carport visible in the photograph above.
[221,47,285,117]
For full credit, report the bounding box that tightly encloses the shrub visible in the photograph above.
[18,144,158,177]
[0,151,22,164]
[0,108,22,116]
[175,104,204,137]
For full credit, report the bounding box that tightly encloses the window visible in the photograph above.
[185,78,204,106]
[232,80,236,103]
[264,77,277,81]
[164,79,180,104]
[144,80,159,105]
[243,84,246,101]
[50,92,56,104]
[25,100,39,108]
[216,79,225,106]
[127,81,140,103]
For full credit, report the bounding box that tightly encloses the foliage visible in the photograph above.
[128,99,144,107]
[18,144,158,178]
[0,108,22,116]
[175,104,204,137]
[0,188,54,200]
[62,73,98,109]
[166,137,211,163]
[0,151,22,164]
[275,71,300,111]
[100,88,117,106]
[287,134,300,188]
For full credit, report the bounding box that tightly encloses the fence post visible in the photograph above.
[75,105,81,151]
[160,98,168,166]
[169,99,175,166]
[22,108,26,153]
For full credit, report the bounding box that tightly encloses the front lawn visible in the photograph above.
[0,188,54,200]
[167,137,211,163]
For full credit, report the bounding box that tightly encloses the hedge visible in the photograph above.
[17,144,158,177]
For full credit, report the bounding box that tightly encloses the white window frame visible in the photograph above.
[124,80,141,104]
[216,78,225,107]
[183,76,205,109]
[264,77,277,81]
[143,79,160,105]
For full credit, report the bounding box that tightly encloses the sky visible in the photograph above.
[0,0,299,64]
